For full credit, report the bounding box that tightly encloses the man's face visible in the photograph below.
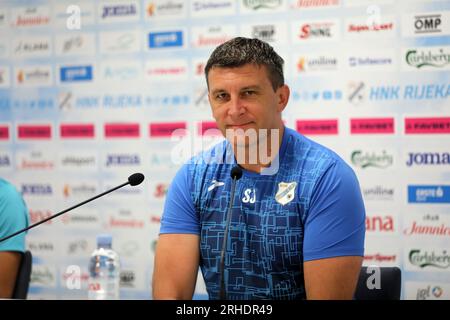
[207,63,289,148]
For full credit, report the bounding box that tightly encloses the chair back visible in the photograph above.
[354,266,401,300]
[12,250,32,299]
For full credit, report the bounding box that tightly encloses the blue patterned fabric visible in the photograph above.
[160,127,366,300]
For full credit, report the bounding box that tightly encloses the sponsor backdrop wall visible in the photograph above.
[0,0,449,300]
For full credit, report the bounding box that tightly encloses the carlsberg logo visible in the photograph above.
[409,249,450,269]
[243,0,282,9]
[406,48,450,69]
[351,150,393,169]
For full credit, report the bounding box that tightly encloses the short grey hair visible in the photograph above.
[204,37,285,91]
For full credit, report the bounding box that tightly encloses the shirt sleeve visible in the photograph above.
[303,160,366,262]
[159,164,200,235]
[0,181,29,252]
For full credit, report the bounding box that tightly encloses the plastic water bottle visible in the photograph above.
[88,234,121,300]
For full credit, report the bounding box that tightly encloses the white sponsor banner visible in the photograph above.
[190,0,236,17]
[0,66,10,88]
[239,0,287,14]
[145,58,188,82]
[402,46,450,71]
[98,1,141,24]
[240,21,288,45]
[55,33,96,56]
[291,19,341,43]
[53,1,96,28]
[99,30,141,54]
[405,281,450,300]
[12,36,52,58]
[191,24,237,48]
[14,65,53,87]
[144,0,187,20]
[402,11,450,37]
[345,15,396,39]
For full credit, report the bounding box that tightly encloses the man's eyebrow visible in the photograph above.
[241,85,261,91]
[210,88,227,96]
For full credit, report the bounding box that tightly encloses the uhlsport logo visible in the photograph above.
[409,249,450,269]
[351,150,393,169]
[408,185,450,204]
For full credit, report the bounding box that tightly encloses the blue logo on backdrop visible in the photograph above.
[148,31,183,48]
[21,184,53,195]
[408,185,450,203]
[60,66,93,82]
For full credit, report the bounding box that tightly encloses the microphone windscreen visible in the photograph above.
[128,173,145,186]
[230,166,243,180]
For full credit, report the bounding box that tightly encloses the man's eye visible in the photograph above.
[216,93,228,100]
[243,90,255,96]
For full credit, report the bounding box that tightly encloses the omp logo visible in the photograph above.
[414,14,442,34]
[406,152,450,167]
[409,249,450,269]
[405,48,450,69]
[351,150,393,169]
[252,25,275,42]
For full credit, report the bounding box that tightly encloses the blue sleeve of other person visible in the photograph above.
[159,164,199,235]
[303,160,366,262]
[0,180,29,252]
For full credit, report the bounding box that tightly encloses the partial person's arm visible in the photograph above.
[152,234,200,299]
[0,251,21,298]
[304,256,362,299]
[302,160,366,300]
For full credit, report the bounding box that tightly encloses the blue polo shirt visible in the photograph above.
[160,127,366,299]
[0,179,29,252]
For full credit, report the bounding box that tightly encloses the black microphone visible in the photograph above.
[0,173,145,243]
[219,165,243,300]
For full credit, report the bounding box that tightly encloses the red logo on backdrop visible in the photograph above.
[405,117,450,134]
[18,124,52,139]
[60,124,95,138]
[154,183,168,198]
[366,215,394,232]
[29,209,53,225]
[296,119,338,135]
[351,118,395,134]
[0,126,9,140]
[149,122,186,137]
[104,123,140,138]
[198,121,221,136]
[364,253,397,263]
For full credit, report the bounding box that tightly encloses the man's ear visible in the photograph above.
[276,85,290,113]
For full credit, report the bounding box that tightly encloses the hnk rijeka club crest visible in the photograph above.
[275,182,297,205]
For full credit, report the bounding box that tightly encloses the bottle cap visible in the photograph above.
[97,234,112,248]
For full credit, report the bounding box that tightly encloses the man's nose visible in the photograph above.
[227,96,245,118]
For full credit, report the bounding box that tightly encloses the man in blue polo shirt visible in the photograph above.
[153,37,366,300]
[0,178,29,298]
